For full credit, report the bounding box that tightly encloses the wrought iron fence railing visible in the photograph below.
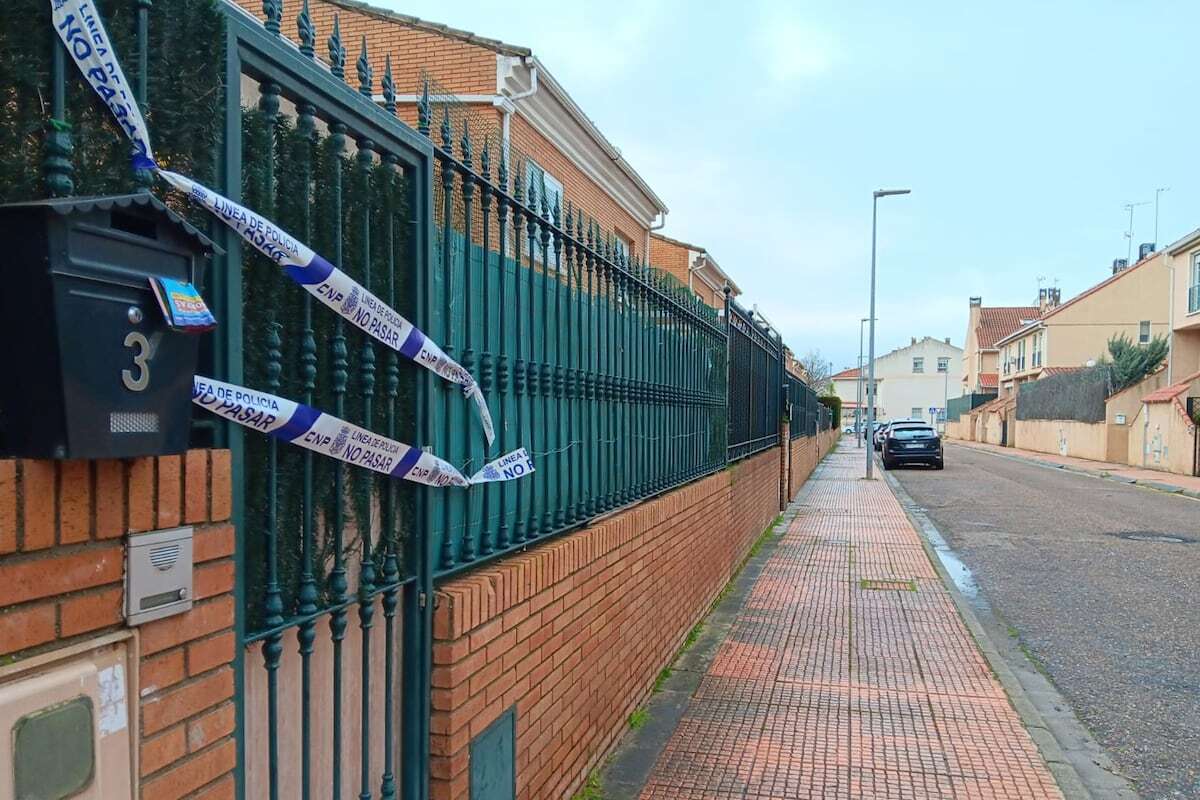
[7,1,841,797]
[417,85,729,576]
[726,297,782,461]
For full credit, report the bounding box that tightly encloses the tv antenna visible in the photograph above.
[1155,187,1170,246]
[1123,201,1151,264]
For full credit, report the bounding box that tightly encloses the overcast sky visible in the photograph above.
[370,0,1200,372]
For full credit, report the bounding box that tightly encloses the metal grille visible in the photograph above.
[110,411,159,433]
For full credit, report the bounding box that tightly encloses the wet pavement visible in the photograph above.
[893,443,1200,800]
[638,443,1062,799]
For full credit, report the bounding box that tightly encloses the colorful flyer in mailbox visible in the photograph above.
[149,277,217,333]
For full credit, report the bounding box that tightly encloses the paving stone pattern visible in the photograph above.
[639,446,1063,799]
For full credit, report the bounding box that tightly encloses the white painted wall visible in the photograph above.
[837,337,964,427]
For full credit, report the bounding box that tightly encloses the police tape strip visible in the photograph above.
[51,0,496,447]
[193,376,531,488]
[157,171,497,447]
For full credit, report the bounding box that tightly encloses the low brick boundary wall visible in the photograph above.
[0,451,237,799]
[429,447,786,799]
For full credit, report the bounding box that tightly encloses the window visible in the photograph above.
[1191,252,1200,314]
[911,407,924,419]
[1017,340,1026,371]
[613,230,636,264]
[524,158,564,266]
[1032,332,1042,367]
[1002,346,1010,375]
[912,357,924,373]
[937,357,949,373]
[1139,320,1151,344]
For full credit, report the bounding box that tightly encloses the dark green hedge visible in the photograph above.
[1016,367,1110,423]
[819,394,841,428]
[0,0,223,204]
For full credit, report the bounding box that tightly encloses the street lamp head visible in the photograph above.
[874,189,911,198]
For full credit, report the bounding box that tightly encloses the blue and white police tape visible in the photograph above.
[51,0,155,171]
[51,0,496,446]
[192,376,532,488]
[158,171,496,446]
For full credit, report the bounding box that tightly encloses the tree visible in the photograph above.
[1102,333,1169,393]
[801,349,834,394]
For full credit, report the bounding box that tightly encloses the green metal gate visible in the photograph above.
[206,4,436,799]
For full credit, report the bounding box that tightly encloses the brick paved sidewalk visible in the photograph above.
[638,445,1064,799]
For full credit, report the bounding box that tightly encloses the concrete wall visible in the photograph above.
[1013,419,1109,462]
[1129,402,1196,475]
[0,452,237,799]
[427,433,837,799]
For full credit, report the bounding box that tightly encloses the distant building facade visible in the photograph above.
[833,337,963,428]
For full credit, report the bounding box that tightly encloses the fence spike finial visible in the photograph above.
[460,119,472,167]
[480,137,491,180]
[263,0,282,35]
[328,14,345,79]
[440,106,452,151]
[539,175,550,219]
[527,165,538,210]
[417,78,431,137]
[356,35,372,97]
[382,55,395,113]
[497,143,508,192]
[513,160,524,204]
[297,0,315,56]
[553,190,562,228]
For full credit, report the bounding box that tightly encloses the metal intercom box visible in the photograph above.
[126,526,194,626]
[0,194,217,460]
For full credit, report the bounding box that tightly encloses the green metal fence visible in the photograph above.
[726,297,782,460]
[7,2,835,797]
[416,86,729,575]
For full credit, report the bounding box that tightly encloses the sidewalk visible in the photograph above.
[951,438,1200,498]
[636,444,1064,799]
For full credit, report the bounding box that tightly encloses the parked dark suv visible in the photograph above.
[881,424,944,470]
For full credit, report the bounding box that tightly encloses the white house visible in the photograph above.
[833,336,964,429]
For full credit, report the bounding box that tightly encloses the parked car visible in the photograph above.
[873,418,924,451]
[881,424,944,470]
[842,425,855,434]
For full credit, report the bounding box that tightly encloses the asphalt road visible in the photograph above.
[892,443,1200,800]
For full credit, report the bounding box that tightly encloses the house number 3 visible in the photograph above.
[123,331,151,392]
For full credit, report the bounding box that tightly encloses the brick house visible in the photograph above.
[960,297,1041,396]
[237,0,669,258]
[648,232,741,310]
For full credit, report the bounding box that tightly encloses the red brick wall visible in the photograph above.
[0,451,236,799]
[788,431,839,500]
[428,446,788,799]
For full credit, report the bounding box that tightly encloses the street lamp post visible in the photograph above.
[857,317,870,448]
[866,188,910,479]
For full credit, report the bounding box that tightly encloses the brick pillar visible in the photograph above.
[0,450,237,799]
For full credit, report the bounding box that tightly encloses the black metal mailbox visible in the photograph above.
[0,194,218,459]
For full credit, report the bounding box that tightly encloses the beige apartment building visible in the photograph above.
[994,253,1171,396]
[1164,228,1200,380]
[960,298,1041,395]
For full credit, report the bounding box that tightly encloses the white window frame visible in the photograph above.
[912,357,924,374]
[1191,252,1200,314]
[936,357,949,373]
[1138,320,1151,344]
[523,158,565,267]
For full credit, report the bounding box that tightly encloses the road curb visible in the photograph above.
[881,464,1139,800]
[948,441,1198,503]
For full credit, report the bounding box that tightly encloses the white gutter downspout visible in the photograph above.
[648,213,666,260]
[498,58,538,171]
